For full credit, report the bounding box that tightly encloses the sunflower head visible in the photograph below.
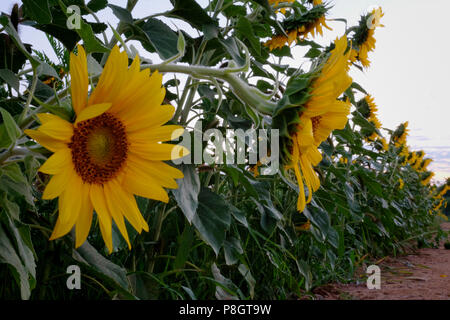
[392,121,409,147]
[421,171,435,186]
[350,7,384,68]
[25,45,189,253]
[264,4,332,51]
[398,178,404,190]
[275,36,352,212]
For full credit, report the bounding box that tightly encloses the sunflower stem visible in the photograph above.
[17,70,38,126]
[143,64,277,115]
[147,203,167,274]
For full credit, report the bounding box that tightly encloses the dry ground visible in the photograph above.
[314,222,450,300]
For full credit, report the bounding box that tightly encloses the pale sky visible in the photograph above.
[1,0,448,183]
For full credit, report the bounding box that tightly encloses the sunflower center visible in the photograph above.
[69,113,128,184]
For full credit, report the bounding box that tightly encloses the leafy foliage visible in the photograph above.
[0,0,446,300]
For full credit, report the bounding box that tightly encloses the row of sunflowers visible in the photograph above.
[0,0,448,299]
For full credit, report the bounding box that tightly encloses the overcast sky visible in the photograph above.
[1,0,448,183]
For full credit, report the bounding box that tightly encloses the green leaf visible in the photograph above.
[192,188,231,255]
[108,4,133,23]
[169,0,218,31]
[236,17,260,55]
[172,165,200,223]
[174,224,194,270]
[73,240,131,293]
[0,69,20,92]
[36,61,61,80]
[58,1,108,54]
[0,15,40,69]
[22,0,52,24]
[1,163,27,184]
[1,194,20,221]
[223,237,243,265]
[139,18,180,60]
[238,263,255,298]
[87,0,108,12]
[0,107,21,141]
[0,215,36,300]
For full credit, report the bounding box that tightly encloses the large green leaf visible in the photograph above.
[169,0,218,31]
[139,19,179,60]
[172,165,200,223]
[73,240,132,295]
[22,0,52,24]
[0,215,36,300]
[192,188,231,255]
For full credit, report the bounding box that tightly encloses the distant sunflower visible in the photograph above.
[421,172,434,186]
[285,36,352,211]
[350,7,384,68]
[418,158,432,172]
[264,4,331,51]
[398,178,404,190]
[375,137,388,152]
[25,45,188,253]
[357,94,382,142]
[393,121,409,147]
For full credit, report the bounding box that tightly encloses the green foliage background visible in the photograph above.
[0,0,447,300]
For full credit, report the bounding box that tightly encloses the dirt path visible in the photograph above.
[315,223,450,300]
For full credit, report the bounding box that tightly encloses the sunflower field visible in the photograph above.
[0,0,448,300]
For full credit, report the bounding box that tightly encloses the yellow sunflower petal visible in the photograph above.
[126,155,180,189]
[49,176,83,240]
[38,117,73,141]
[129,125,184,144]
[42,166,76,200]
[105,179,149,233]
[90,184,113,253]
[75,184,93,248]
[123,170,169,203]
[124,105,175,133]
[70,44,88,115]
[104,188,131,249]
[24,129,68,152]
[39,147,72,175]
[88,46,128,107]
[75,103,112,124]
[130,143,189,161]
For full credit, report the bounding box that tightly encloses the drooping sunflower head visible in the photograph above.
[276,35,352,166]
[398,178,404,190]
[392,121,409,147]
[418,158,433,172]
[350,7,384,68]
[276,36,352,212]
[357,94,382,131]
[264,4,332,51]
[25,45,189,253]
[375,137,389,152]
[421,171,435,186]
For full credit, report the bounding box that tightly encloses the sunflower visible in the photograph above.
[421,172,434,186]
[285,36,352,211]
[25,45,188,253]
[377,137,389,151]
[264,4,331,51]
[398,178,404,190]
[419,158,432,172]
[351,7,384,68]
[393,121,409,147]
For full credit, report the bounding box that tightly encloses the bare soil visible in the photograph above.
[314,222,450,300]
